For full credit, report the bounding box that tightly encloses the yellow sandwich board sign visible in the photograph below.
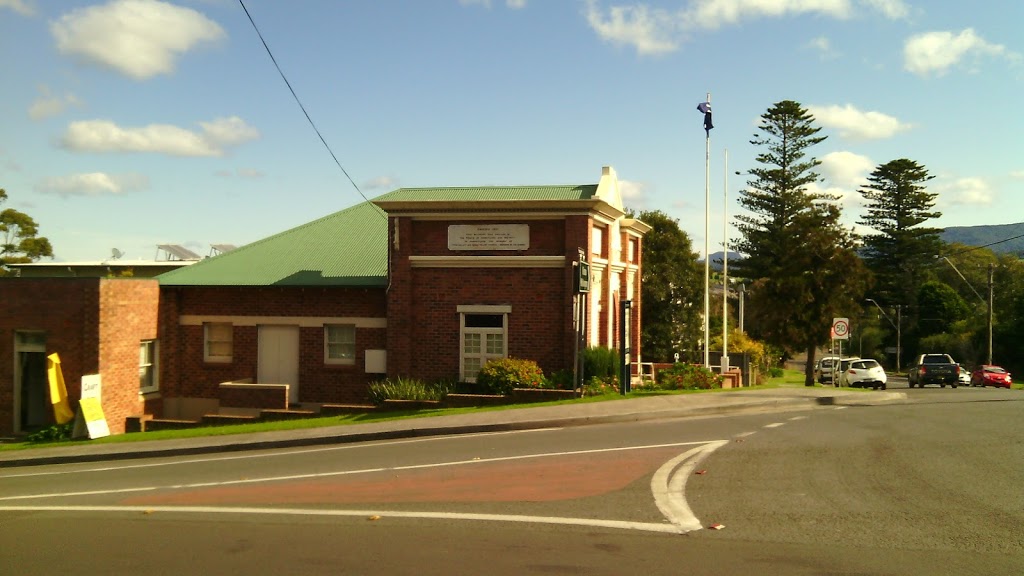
[73,374,109,439]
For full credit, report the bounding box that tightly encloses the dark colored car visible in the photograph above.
[970,365,1012,388]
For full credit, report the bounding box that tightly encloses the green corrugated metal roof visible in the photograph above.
[158,202,388,287]
[158,183,600,287]
[373,184,598,202]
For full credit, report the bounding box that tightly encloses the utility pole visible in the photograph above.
[988,263,994,364]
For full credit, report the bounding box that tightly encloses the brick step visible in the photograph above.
[259,408,318,421]
[202,414,260,426]
[144,418,201,432]
[319,404,378,416]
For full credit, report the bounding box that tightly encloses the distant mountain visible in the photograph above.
[941,222,1024,256]
[702,251,744,272]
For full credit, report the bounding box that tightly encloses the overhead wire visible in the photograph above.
[238,0,382,217]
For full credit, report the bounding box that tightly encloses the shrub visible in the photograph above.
[477,357,545,395]
[656,363,723,390]
[582,375,619,397]
[26,423,74,443]
[545,369,575,390]
[367,377,453,405]
[583,346,620,381]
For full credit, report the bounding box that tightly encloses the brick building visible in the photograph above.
[0,166,647,436]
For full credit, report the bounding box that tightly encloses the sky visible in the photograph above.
[1,0,1022,263]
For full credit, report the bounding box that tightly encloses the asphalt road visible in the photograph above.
[2,386,1021,575]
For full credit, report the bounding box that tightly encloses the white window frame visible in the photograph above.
[204,322,233,363]
[139,339,159,393]
[324,324,356,365]
[458,305,510,383]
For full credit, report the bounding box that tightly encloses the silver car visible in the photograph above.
[839,359,887,390]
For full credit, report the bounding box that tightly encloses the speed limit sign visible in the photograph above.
[831,317,850,340]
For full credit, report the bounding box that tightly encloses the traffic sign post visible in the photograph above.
[831,318,849,340]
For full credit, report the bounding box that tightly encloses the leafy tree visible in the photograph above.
[637,209,703,362]
[916,280,970,337]
[857,158,943,313]
[0,188,54,274]
[733,100,869,385]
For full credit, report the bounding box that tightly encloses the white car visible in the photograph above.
[958,365,971,386]
[839,359,887,390]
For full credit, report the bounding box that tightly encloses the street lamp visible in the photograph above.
[865,299,901,373]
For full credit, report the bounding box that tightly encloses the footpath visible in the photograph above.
[0,386,905,468]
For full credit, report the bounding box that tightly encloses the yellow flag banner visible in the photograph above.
[45,353,75,425]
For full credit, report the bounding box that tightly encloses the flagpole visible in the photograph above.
[722,148,729,373]
[703,92,711,370]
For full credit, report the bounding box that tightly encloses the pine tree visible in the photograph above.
[857,158,943,310]
[733,101,867,385]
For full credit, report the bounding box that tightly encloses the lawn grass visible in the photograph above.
[0,367,846,451]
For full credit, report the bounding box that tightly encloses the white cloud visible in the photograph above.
[935,177,993,206]
[618,179,648,210]
[904,28,1016,77]
[35,172,150,197]
[459,0,526,8]
[808,103,910,140]
[584,0,679,55]
[806,35,839,59]
[861,0,909,20]
[28,85,81,120]
[812,150,875,213]
[819,150,876,189]
[0,0,34,16]
[60,116,260,157]
[50,0,225,80]
[584,0,908,55]
[1010,170,1024,180]
[363,176,399,191]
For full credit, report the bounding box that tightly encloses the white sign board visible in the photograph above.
[73,374,109,439]
[448,224,529,251]
[831,317,850,340]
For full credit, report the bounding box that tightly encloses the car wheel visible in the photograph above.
[881,383,887,390]
[952,384,957,388]
[940,384,946,388]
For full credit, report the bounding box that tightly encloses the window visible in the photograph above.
[459,308,508,382]
[325,325,356,364]
[139,340,158,392]
[204,323,233,363]
[592,227,604,258]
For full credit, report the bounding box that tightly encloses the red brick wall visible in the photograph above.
[387,216,594,383]
[160,286,387,405]
[0,278,157,436]
[98,279,159,434]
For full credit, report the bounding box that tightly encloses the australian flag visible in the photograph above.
[697,101,713,136]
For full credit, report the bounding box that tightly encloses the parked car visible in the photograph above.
[970,365,1012,388]
[958,365,971,386]
[839,358,887,390]
[814,356,841,384]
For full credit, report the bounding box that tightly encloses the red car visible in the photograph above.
[970,365,1013,388]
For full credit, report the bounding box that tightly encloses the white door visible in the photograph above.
[258,325,300,404]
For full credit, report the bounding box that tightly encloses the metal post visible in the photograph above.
[896,305,902,373]
[721,148,729,372]
[703,92,711,369]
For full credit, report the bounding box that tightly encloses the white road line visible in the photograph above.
[650,440,728,533]
[0,441,716,502]
[0,428,562,479]
[734,431,756,438]
[0,505,684,534]
[763,423,785,428]
[834,406,849,410]
[788,416,808,421]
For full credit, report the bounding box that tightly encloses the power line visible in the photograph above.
[238,0,377,212]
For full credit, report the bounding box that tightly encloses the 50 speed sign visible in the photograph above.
[831,317,850,340]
